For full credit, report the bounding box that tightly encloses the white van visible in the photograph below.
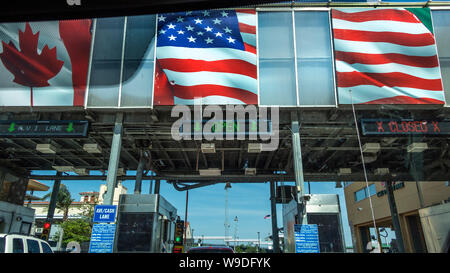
[0,233,53,253]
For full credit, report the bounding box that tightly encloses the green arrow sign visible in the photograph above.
[8,122,15,132]
[66,122,74,132]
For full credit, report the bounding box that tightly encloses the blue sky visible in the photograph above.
[31,170,355,247]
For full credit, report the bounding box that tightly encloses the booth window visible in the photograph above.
[432,10,450,106]
[258,11,298,106]
[295,11,336,106]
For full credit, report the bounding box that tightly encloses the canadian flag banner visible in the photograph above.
[0,20,92,107]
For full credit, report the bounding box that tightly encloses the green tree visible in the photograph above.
[60,219,92,245]
[42,184,74,221]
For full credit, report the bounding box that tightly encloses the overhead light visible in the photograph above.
[74,168,89,176]
[199,168,221,176]
[245,168,257,175]
[362,143,380,153]
[117,168,126,176]
[338,168,352,175]
[248,143,262,153]
[375,168,390,175]
[83,143,102,154]
[201,143,216,153]
[36,144,57,154]
[52,166,75,173]
[407,143,428,153]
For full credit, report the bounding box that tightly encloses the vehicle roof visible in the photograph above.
[189,246,233,250]
[0,233,49,242]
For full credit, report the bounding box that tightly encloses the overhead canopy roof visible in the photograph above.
[1,107,449,188]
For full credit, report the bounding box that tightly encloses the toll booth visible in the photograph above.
[282,194,346,253]
[114,194,177,253]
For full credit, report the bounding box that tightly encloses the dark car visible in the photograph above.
[187,246,234,253]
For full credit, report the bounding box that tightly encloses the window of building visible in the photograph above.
[26,239,41,253]
[120,15,156,107]
[354,183,376,202]
[432,10,450,106]
[258,11,297,106]
[12,238,24,253]
[87,17,125,107]
[295,11,336,106]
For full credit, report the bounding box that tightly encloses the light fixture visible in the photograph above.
[199,168,221,176]
[248,143,262,153]
[201,143,216,153]
[375,168,390,175]
[74,168,89,175]
[83,143,102,154]
[407,143,428,153]
[245,168,257,175]
[338,168,352,175]
[362,143,380,153]
[36,143,57,154]
[52,166,75,173]
[116,168,126,176]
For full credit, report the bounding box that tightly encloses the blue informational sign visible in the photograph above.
[93,205,117,223]
[89,223,116,253]
[294,224,320,253]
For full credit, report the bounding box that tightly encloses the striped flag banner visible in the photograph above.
[153,9,257,105]
[332,8,445,105]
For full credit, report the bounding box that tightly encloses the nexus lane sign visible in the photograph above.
[0,120,89,138]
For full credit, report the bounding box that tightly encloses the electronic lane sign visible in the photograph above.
[294,224,320,253]
[0,120,89,138]
[361,119,450,136]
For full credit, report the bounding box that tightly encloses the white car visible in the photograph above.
[0,233,53,253]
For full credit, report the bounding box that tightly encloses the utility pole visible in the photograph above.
[385,181,406,253]
[270,181,280,253]
[184,190,189,249]
[224,183,231,246]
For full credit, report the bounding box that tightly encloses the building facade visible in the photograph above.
[343,181,450,253]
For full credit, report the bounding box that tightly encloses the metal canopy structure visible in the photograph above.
[1,106,449,190]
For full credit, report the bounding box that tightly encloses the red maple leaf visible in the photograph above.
[0,22,64,105]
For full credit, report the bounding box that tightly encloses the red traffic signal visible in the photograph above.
[43,222,51,229]
[40,222,52,241]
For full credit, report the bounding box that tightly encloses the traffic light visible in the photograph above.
[40,221,51,241]
[174,220,184,245]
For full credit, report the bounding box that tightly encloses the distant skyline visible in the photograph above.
[31,170,358,247]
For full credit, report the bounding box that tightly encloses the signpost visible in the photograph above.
[89,205,117,253]
[294,224,320,253]
[0,120,89,138]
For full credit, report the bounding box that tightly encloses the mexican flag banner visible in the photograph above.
[0,19,92,107]
[332,8,445,105]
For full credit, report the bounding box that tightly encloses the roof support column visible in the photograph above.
[291,112,307,225]
[103,113,123,205]
[134,150,146,194]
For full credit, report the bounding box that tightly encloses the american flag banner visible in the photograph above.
[153,9,257,105]
[332,8,445,105]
